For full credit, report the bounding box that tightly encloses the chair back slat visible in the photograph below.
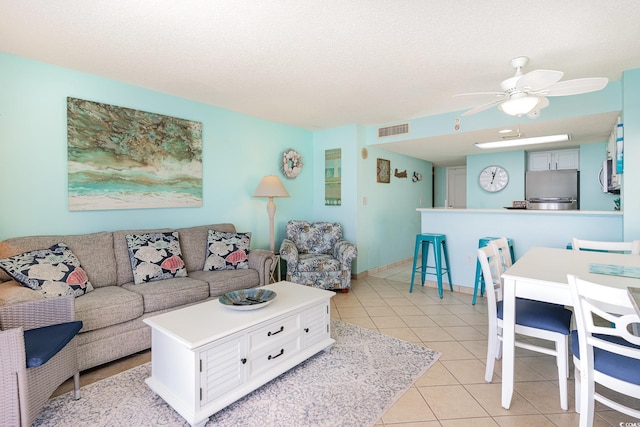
[491,237,513,268]
[571,238,640,255]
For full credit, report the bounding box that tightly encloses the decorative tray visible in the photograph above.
[219,288,277,311]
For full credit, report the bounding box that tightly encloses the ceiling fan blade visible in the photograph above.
[461,98,504,116]
[516,69,563,91]
[453,91,505,98]
[541,77,608,96]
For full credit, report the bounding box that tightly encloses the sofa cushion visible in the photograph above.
[0,231,116,287]
[0,243,94,298]
[125,232,187,284]
[113,228,172,286]
[175,223,237,272]
[204,230,251,271]
[74,286,144,333]
[188,269,259,298]
[122,277,209,312]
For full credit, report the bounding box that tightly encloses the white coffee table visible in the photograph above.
[143,281,335,427]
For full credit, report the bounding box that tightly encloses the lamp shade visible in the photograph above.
[253,175,290,198]
[499,95,539,116]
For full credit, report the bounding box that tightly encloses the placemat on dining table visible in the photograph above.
[589,263,640,279]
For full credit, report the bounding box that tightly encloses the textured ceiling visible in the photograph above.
[2,1,640,165]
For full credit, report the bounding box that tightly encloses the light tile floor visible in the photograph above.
[54,262,639,426]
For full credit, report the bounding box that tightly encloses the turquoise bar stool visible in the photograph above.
[472,236,515,305]
[410,233,453,298]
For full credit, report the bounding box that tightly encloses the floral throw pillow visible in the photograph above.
[204,231,251,271]
[126,232,187,284]
[0,243,94,298]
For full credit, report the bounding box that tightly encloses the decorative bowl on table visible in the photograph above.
[219,288,277,311]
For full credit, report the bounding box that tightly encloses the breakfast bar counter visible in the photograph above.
[416,208,623,292]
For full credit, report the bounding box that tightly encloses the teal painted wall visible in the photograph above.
[312,125,359,242]
[355,144,432,272]
[311,124,433,273]
[579,142,619,211]
[623,69,640,239]
[433,166,447,207]
[0,53,313,250]
[466,151,526,208]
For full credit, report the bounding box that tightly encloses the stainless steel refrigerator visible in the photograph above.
[525,169,579,210]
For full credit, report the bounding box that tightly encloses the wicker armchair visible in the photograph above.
[0,296,82,426]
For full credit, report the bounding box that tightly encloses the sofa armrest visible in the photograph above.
[0,295,75,331]
[279,239,299,271]
[248,249,276,286]
[334,240,358,268]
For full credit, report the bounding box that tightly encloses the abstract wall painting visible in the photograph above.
[325,148,341,206]
[67,97,203,211]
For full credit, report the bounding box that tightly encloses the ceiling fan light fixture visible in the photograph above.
[475,134,570,149]
[499,95,540,116]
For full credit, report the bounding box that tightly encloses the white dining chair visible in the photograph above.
[571,238,640,255]
[491,237,513,269]
[567,274,640,427]
[478,243,573,410]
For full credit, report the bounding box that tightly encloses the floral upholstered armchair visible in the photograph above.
[280,220,357,292]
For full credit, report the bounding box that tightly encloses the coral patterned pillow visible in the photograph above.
[126,232,187,284]
[0,243,94,298]
[204,231,251,271]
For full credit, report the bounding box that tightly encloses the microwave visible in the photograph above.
[600,158,621,194]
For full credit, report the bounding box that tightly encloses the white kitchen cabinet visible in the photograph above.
[528,149,579,171]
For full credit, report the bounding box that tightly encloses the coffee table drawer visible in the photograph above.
[247,335,301,377]
[247,313,301,352]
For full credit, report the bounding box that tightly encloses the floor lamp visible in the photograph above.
[253,175,290,253]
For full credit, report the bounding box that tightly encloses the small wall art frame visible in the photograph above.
[377,158,391,183]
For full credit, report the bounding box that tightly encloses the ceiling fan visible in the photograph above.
[455,56,608,118]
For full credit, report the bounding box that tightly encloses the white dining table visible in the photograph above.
[500,246,640,409]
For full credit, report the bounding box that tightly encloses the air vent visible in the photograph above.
[378,123,409,138]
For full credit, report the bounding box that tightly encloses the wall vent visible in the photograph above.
[378,123,409,138]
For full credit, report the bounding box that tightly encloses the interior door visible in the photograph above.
[446,167,467,208]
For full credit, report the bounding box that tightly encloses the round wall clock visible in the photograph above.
[479,165,509,192]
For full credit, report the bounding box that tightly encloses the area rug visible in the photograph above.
[34,320,441,427]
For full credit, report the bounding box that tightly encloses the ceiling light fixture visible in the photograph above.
[475,134,570,149]
[498,95,539,116]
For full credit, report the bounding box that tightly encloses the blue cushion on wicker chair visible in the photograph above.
[23,321,83,368]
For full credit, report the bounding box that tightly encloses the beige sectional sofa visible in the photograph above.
[0,223,275,371]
